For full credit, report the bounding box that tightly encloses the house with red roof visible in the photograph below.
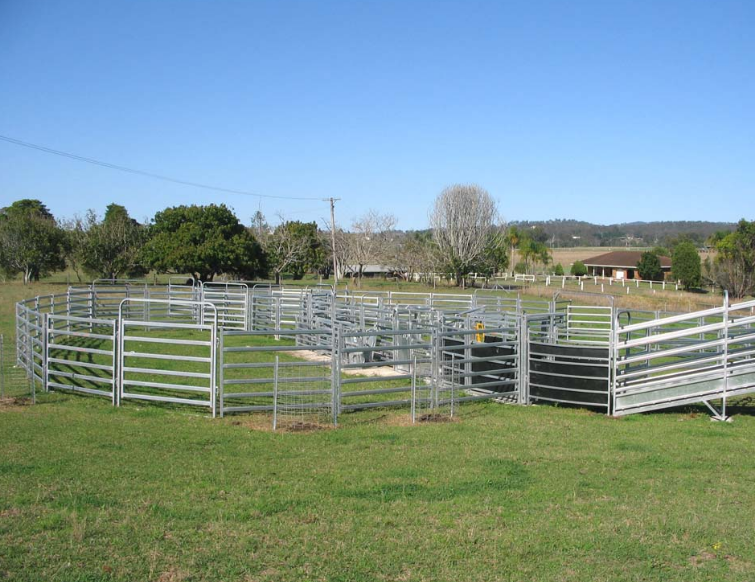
[583,251,672,280]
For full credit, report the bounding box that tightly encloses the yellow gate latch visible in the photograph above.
[475,321,485,343]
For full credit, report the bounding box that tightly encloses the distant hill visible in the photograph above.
[509,219,735,248]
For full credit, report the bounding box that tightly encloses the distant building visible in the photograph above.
[583,251,672,280]
[337,264,404,279]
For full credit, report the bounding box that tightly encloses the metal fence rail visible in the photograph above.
[15,300,45,394]
[46,314,117,402]
[17,283,755,421]
[337,326,434,412]
[201,282,248,329]
[1,334,32,400]
[168,277,200,318]
[612,297,755,417]
[118,299,218,416]
[563,304,613,345]
[437,323,521,404]
[219,328,335,417]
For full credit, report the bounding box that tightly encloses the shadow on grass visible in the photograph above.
[338,459,530,503]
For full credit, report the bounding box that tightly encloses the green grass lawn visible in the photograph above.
[4,280,755,581]
[3,395,755,581]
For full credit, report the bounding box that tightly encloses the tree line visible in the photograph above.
[1,189,753,298]
[511,218,736,248]
[0,187,510,288]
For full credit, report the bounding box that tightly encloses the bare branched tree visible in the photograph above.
[393,232,439,283]
[341,210,397,286]
[429,184,498,287]
[264,215,319,285]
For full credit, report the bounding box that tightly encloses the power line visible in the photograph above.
[0,133,323,201]
[326,197,341,286]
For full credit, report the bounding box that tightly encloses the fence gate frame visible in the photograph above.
[117,298,218,417]
[46,313,118,403]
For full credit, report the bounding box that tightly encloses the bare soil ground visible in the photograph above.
[283,349,403,377]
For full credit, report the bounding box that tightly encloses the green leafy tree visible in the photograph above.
[707,230,731,248]
[517,235,551,273]
[651,246,670,258]
[67,204,148,280]
[636,251,663,281]
[713,219,755,299]
[571,261,587,277]
[61,211,95,282]
[0,199,66,284]
[671,241,701,290]
[473,228,509,278]
[553,263,564,276]
[142,204,266,282]
[505,226,521,276]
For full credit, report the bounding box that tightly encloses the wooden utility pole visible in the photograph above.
[326,197,340,287]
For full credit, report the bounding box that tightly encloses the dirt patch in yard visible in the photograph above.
[0,396,32,411]
[283,350,405,377]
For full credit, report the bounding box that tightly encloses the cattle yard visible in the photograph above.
[12,280,755,426]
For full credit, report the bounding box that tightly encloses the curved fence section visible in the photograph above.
[15,282,755,422]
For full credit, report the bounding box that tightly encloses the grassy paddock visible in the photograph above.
[3,280,755,581]
[3,394,755,581]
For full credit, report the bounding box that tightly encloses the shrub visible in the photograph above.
[671,242,701,290]
[636,252,663,281]
[553,263,564,276]
[571,261,587,277]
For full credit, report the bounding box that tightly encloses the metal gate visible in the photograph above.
[525,313,611,411]
[168,276,200,319]
[201,282,248,329]
[46,314,118,403]
[118,299,218,416]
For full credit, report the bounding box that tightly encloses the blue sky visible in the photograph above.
[1,0,752,230]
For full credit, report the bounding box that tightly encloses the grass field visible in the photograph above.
[3,279,755,581]
[4,392,755,581]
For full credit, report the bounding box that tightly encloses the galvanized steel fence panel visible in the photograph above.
[46,314,117,402]
[612,298,755,416]
[337,326,434,412]
[118,299,218,416]
[20,283,755,421]
[219,328,336,418]
[200,282,248,329]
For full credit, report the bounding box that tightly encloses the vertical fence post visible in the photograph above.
[218,330,224,418]
[272,356,279,431]
[410,356,417,423]
[209,318,217,419]
[111,319,118,406]
[611,311,619,417]
[518,319,529,405]
[43,313,50,395]
[721,292,730,420]
[117,308,125,407]
[26,311,35,403]
[0,335,5,399]
[449,352,457,419]
[430,324,438,412]
[275,297,281,341]
[331,326,339,427]
[607,309,614,416]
